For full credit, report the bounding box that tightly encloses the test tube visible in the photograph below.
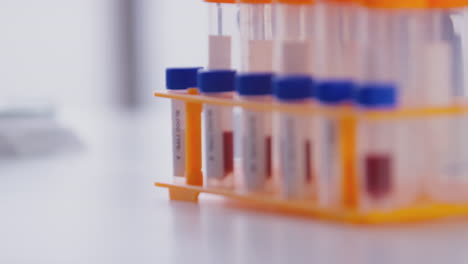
[198,70,237,188]
[274,0,316,76]
[236,73,274,192]
[317,0,346,80]
[274,76,315,200]
[165,68,201,181]
[355,85,401,211]
[425,0,468,203]
[207,0,238,70]
[239,0,275,72]
[316,81,355,208]
[361,0,428,206]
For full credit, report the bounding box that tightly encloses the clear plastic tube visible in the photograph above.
[354,86,414,211]
[364,10,397,85]
[357,116,398,211]
[198,70,236,188]
[239,2,275,72]
[340,0,368,83]
[165,68,200,181]
[203,92,235,188]
[239,95,273,192]
[425,4,468,203]
[277,101,314,199]
[208,2,238,70]
[315,82,355,209]
[169,91,187,179]
[274,76,315,200]
[316,110,344,207]
[275,1,316,75]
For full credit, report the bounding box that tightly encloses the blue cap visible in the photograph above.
[274,75,314,101]
[166,67,202,90]
[236,73,274,96]
[317,80,355,104]
[198,70,236,93]
[356,83,397,108]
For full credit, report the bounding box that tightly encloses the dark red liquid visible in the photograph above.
[365,154,392,199]
[266,136,272,179]
[223,131,234,177]
[305,140,312,183]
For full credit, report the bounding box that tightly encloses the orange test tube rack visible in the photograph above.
[155,91,468,225]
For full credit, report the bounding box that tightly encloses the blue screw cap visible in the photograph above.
[236,73,274,96]
[317,80,355,105]
[356,83,397,108]
[198,70,236,93]
[166,67,202,90]
[274,75,314,101]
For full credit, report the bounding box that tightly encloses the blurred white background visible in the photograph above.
[0,0,207,108]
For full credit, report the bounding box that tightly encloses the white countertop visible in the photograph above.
[2,106,468,264]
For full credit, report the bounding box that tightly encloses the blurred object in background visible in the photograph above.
[0,98,82,158]
[0,0,118,108]
[138,0,207,102]
[0,0,207,109]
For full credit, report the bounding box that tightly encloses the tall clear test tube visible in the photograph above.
[165,68,201,181]
[275,0,317,76]
[274,76,315,200]
[316,0,346,80]
[363,0,427,206]
[198,70,237,188]
[426,0,468,203]
[239,0,275,72]
[355,85,403,211]
[338,0,368,83]
[315,82,355,208]
[207,0,238,70]
[236,73,274,193]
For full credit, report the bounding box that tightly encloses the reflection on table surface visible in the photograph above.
[1,106,468,264]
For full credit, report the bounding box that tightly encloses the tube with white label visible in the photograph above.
[239,0,274,72]
[207,0,238,70]
[274,76,315,200]
[236,73,274,193]
[166,67,201,180]
[275,0,316,75]
[198,70,236,188]
[316,81,355,208]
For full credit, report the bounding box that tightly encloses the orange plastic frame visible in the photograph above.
[154,90,468,225]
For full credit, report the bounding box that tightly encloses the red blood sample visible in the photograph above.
[266,136,272,179]
[365,154,392,199]
[223,131,234,177]
[305,140,312,183]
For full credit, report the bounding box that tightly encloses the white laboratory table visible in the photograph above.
[2,105,468,264]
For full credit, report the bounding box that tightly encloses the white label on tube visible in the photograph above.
[248,40,274,72]
[209,35,232,69]
[280,40,313,75]
[317,118,339,207]
[204,104,224,180]
[242,110,267,191]
[171,99,185,176]
[423,42,452,105]
[279,114,306,199]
